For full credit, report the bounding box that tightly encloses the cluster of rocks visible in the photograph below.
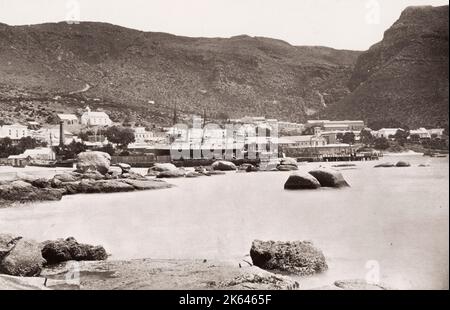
[0,152,172,203]
[374,161,411,168]
[284,168,350,190]
[250,240,328,276]
[0,234,107,277]
[147,161,236,179]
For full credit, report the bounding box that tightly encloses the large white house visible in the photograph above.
[0,124,29,140]
[81,107,112,126]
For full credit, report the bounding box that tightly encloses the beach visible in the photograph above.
[0,154,448,290]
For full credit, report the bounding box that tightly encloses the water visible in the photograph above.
[0,155,448,289]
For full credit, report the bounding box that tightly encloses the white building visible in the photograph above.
[278,121,305,132]
[277,135,327,148]
[57,114,79,127]
[0,124,29,140]
[81,107,112,126]
[134,127,153,143]
[374,128,403,139]
[306,120,365,132]
[409,128,431,139]
[428,128,445,138]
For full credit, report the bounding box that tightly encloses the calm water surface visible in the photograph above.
[0,155,448,289]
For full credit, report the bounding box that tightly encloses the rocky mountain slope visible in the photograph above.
[0,22,359,126]
[325,5,449,129]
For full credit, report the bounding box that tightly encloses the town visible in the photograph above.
[0,106,447,168]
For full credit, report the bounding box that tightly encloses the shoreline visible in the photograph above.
[0,258,390,290]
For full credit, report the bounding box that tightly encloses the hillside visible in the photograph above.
[0,22,360,127]
[325,5,449,129]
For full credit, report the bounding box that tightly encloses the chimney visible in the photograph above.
[59,120,64,147]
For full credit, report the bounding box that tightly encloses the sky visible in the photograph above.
[0,0,448,50]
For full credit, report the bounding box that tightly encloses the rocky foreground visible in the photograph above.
[0,259,390,290]
[0,233,391,290]
[0,151,174,204]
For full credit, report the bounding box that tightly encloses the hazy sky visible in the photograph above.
[0,0,448,50]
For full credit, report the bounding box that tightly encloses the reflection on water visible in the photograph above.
[0,155,448,289]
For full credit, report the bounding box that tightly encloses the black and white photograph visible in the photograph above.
[0,0,448,298]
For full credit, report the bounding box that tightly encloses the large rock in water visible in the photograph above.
[308,168,350,188]
[0,234,46,277]
[250,240,328,276]
[76,151,111,175]
[396,161,411,167]
[280,157,298,167]
[41,237,107,265]
[121,179,173,190]
[277,157,299,171]
[0,181,63,202]
[374,162,395,168]
[148,163,178,173]
[284,173,321,190]
[212,161,237,171]
[78,180,135,193]
[156,169,186,178]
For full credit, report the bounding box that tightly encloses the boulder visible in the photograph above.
[277,165,298,171]
[120,179,173,190]
[185,171,203,178]
[284,173,321,190]
[148,163,178,173]
[239,164,259,172]
[279,157,298,167]
[58,181,82,195]
[194,166,209,173]
[262,160,280,171]
[0,234,22,258]
[333,279,388,290]
[204,171,226,176]
[52,172,82,184]
[0,181,63,202]
[117,163,131,173]
[396,161,411,167]
[250,240,328,276]
[80,179,136,193]
[332,164,357,168]
[76,151,111,175]
[308,168,350,188]
[0,235,46,277]
[120,171,147,180]
[212,161,237,171]
[41,237,107,265]
[156,169,186,178]
[31,178,51,189]
[194,166,215,176]
[374,162,395,168]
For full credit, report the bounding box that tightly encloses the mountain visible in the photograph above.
[0,22,360,127]
[325,5,449,129]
